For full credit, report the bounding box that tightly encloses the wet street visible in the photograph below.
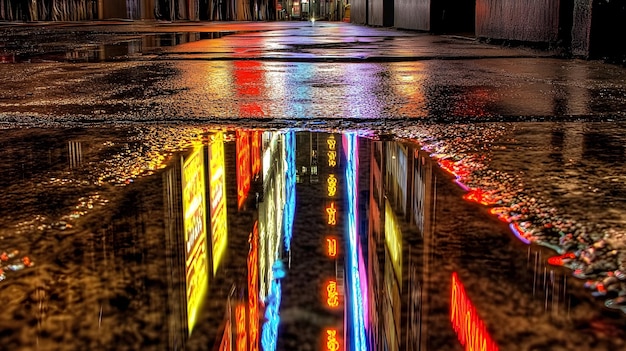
[1,21,626,351]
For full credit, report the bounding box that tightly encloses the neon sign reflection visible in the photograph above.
[283,131,296,252]
[236,304,247,351]
[325,329,341,351]
[248,222,259,351]
[181,146,208,334]
[326,203,337,225]
[261,260,286,351]
[343,132,367,351]
[326,280,340,308]
[326,237,338,257]
[450,272,498,351]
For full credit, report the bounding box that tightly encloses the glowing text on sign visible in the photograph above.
[326,203,337,225]
[326,237,337,257]
[248,222,259,351]
[236,131,251,210]
[327,136,337,167]
[325,329,340,351]
[450,272,499,351]
[210,132,228,274]
[327,174,337,197]
[182,146,209,334]
[326,280,339,308]
[251,131,261,177]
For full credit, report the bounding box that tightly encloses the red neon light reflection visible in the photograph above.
[236,304,247,351]
[326,237,337,257]
[248,222,259,351]
[324,328,341,351]
[450,272,498,351]
[326,280,339,308]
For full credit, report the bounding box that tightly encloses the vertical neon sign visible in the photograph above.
[261,261,285,351]
[325,328,341,351]
[236,304,247,351]
[210,132,228,275]
[237,131,251,210]
[326,237,338,257]
[327,135,337,167]
[251,131,261,177]
[248,222,259,351]
[283,131,296,252]
[326,280,340,308]
[326,203,338,225]
[327,174,338,197]
[181,146,208,334]
[343,132,367,351]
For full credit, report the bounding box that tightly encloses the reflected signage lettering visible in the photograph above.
[248,222,259,351]
[210,132,228,274]
[326,280,339,308]
[327,174,337,197]
[251,131,261,177]
[182,146,209,334]
[237,131,251,210]
[326,237,337,258]
[326,203,337,226]
[325,329,340,351]
[327,135,337,167]
[450,272,498,351]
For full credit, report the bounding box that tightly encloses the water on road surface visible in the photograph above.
[2,21,626,351]
[1,126,625,351]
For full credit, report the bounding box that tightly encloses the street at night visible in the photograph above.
[1,20,626,351]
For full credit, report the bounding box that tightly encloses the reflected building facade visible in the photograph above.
[364,138,439,351]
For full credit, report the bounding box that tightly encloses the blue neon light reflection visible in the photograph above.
[261,260,285,351]
[283,131,296,252]
[344,132,367,351]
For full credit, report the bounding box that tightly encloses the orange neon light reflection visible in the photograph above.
[326,280,339,307]
[236,304,247,351]
[450,272,498,351]
[248,222,259,351]
[327,174,338,197]
[325,329,341,351]
[328,151,337,167]
[327,137,337,150]
[326,237,337,257]
[462,188,500,206]
[326,203,337,225]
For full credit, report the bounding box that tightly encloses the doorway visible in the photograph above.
[431,0,476,36]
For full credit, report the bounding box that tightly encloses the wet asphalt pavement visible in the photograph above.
[2,20,626,351]
[1,21,626,122]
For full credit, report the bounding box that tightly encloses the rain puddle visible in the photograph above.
[0,31,236,63]
[0,126,625,351]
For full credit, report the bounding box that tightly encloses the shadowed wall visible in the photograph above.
[476,0,560,43]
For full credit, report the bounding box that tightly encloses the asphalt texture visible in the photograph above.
[1,20,626,124]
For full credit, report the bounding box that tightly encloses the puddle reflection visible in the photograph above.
[0,32,236,63]
[0,128,625,351]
